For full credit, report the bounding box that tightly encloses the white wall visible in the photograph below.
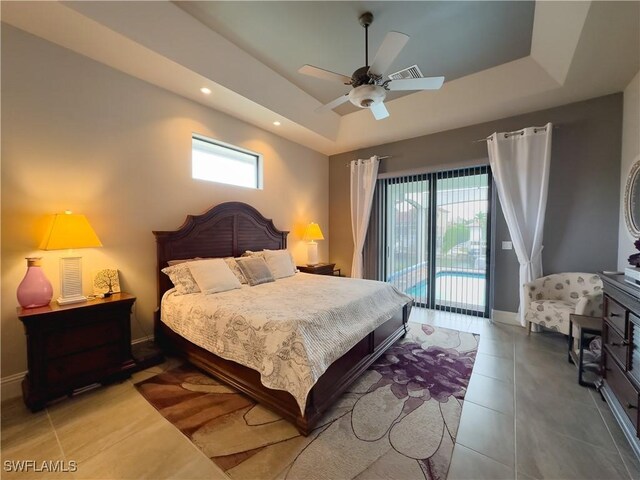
[1,26,329,379]
[618,71,640,269]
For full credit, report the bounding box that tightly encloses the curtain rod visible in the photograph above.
[472,125,559,143]
[345,155,392,167]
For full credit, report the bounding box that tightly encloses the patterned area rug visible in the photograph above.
[136,323,478,480]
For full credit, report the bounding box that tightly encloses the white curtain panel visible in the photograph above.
[488,123,553,325]
[350,156,380,278]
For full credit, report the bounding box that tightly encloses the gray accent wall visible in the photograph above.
[329,94,622,312]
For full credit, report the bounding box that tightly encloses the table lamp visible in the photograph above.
[303,222,324,266]
[40,211,102,305]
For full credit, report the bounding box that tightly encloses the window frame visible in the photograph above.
[191,134,263,189]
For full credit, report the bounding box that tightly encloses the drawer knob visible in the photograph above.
[610,340,629,346]
[610,313,620,317]
[627,403,638,410]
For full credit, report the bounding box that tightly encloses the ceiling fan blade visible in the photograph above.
[315,94,350,113]
[387,76,445,91]
[298,65,352,84]
[370,102,389,120]
[368,32,409,77]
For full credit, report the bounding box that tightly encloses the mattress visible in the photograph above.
[161,272,411,413]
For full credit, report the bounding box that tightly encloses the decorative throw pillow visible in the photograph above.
[242,250,265,259]
[187,258,241,294]
[262,249,296,279]
[167,257,203,266]
[224,257,248,284]
[236,257,275,286]
[161,263,200,295]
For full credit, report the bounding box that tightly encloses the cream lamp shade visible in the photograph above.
[40,211,102,305]
[303,222,324,266]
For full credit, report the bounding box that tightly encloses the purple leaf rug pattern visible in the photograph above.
[136,322,478,480]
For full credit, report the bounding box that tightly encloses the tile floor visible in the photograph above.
[409,309,639,480]
[1,308,638,479]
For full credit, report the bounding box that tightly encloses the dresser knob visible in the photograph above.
[627,403,638,410]
[610,313,619,317]
[610,340,628,346]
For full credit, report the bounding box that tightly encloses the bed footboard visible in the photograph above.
[153,302,411,436]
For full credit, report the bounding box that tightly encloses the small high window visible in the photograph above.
[192,134,262,189]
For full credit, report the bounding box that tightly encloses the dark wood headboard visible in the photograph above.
[152,202,289,304]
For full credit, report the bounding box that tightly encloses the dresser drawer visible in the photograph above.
[603,321,629,369]
[604,296,628,335]
[46,343,122,385]
[630,314,640,385]
[45,320,122,359]
[604,352,639,431]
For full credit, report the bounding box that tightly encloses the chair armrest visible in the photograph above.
[575,292,603,317]
[523,277,547,314]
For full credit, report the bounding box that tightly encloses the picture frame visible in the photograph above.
[92,268,121,296]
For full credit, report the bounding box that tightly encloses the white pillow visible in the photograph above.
[186,258,241,294]
[263,249,296,279]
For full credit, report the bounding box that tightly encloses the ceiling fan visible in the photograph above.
[298,12,445,120]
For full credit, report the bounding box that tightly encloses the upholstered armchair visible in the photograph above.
[524,273,603,335]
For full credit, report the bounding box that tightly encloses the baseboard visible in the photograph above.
[131,334,154,345]
[1,371,26,402]
[1,335,156,402]
[491,309,522,327]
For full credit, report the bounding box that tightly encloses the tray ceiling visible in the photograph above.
[2,1,638,155]
[177,1,535,115]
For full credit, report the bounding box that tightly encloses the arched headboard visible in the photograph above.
[153,202,289,304]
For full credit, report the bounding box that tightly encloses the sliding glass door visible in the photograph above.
[367,166,492,317]
[385,175,430,306]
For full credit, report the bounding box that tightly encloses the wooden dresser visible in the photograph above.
[600,273,640,459]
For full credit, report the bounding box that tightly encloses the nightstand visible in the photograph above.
[297,263,337,276]
[18,293,136,411]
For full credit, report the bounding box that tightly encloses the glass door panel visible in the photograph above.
[385,175,430,306]
[434,168,490,315]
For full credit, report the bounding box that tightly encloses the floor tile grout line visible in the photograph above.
[45,407,68,464]
[513,383,626,455]
[471,370,514,386]
[48,385,171,468]
[454,440,516,472]
[521,413,630,456]
[463,398,513,417]
[591,397,634,479]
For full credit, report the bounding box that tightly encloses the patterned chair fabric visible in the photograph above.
[523,273,603,335]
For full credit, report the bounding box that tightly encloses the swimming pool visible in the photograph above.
[403,270,486,311]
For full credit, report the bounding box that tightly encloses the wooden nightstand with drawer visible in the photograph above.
[297,263,337,276]
[18,293,136,411]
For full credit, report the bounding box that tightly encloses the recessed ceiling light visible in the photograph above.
[200,87,211,95]
[273,121,281,126]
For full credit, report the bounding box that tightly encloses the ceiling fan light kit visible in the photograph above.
[298,11,445,120]
[349,85,386,108]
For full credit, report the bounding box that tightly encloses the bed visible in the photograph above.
[153,202,412,435]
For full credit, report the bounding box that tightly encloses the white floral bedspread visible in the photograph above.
[161,273,412,413]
